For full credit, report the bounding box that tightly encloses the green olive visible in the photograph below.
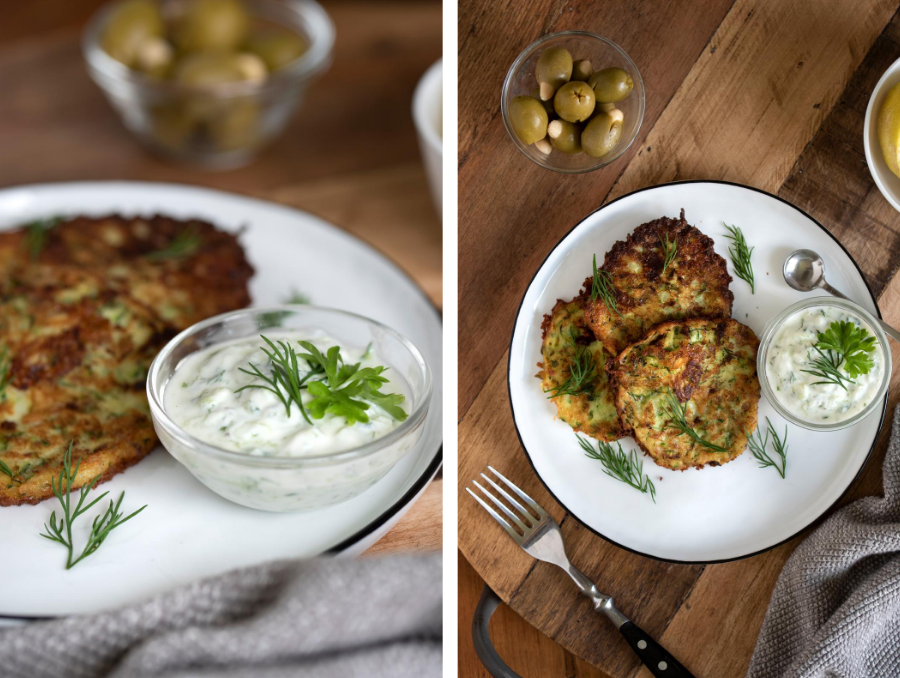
[530,88,556,118]
[101,0,164,68]
[174,52,266,87]
[548,120,581,154]
[247,29,308,71]
[509,95,549,145]
[571,59,593,82]
[173,0,250,52]
[150,103,197,151]
[535,46,572,99]
[209,99,260,151]
[553,81,595,123]
[589,67,633,104]
[582,109,624,158]
[134,37,175,78]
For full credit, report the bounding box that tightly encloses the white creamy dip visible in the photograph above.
[164,332,406,457]
[765,306,884,424]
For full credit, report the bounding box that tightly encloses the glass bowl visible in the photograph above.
[501,31,645,173]
[146,306,432,512]
[757,297,891,432]
[82,0,334,170]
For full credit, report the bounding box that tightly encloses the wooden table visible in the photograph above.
[458,0,900,676]
[0,0,442,557]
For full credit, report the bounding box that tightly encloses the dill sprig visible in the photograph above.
[26,216,63,261]
[0,346,10,402]
[578,435,656,503]
[659,232,677,276]
[145,227,202,261]
[747,417,787,478]
[40,442,147,570]
[802,345,853,390]
[801,320,876,391]
[663,391,730,453]
[0,457,17,483]
[723,223,755,293]
[591,254,622,318]
[544,328,597,399]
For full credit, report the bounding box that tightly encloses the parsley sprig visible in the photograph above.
[236,336,408,426]
[723,223,755,293]
[747,417,788,479]
[801,320,876,391]
[40,442,147,570]
[578,435,656,503]
[663,391,730,453]
[543,327,597,399]
[659,232,677,276]
[590,254,622,318]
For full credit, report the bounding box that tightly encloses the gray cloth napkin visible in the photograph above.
[1,553,441,678]
[747,405,900,678]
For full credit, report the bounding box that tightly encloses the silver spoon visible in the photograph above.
[783,249,900,343]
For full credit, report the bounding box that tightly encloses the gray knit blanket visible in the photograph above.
[747,405,900,678]
[0,553,441,678]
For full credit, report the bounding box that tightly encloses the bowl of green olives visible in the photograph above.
[501,31,644,173]
[83,0,334,169]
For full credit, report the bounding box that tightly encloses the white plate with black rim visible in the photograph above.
[0,182,442,620]
[508,180,886,564]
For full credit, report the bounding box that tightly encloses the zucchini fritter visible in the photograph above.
[537,298,622,441]
[612,318,760,470]
[584,210,733,356]
[0,215,253,505]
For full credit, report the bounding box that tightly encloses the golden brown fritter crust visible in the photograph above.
[0,216,253,505]
[536,297,623,441]
[584,210,733,356]
[611,318,760,471]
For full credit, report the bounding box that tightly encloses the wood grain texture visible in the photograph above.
[364,479,442,556]
[459,0,900,675]
[457,0,734,416]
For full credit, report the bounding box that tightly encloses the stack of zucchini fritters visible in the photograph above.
[538,210,760,471]
[0,215,253,505]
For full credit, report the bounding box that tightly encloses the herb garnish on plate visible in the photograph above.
[663,390,730,453]
[801,320,877,391]
[543,327,597,399]
[40,442,147,570]
[723,223,755,293]
[145,226,202,261]
[578,435,656,503]
[747,417,788,479]
[659,232,677,276]
[591,254,622,318]
[25,216,63,261]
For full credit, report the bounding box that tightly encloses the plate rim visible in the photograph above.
[0,180,443,620]
[507,179,887,565]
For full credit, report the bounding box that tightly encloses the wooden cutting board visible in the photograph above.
[458,0,900,676]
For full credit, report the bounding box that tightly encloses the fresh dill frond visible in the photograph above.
[0,346,10,402]
[578,435,656,503]
[659,232,677,276]
[747,418,787,478]
[723,223,755,293]
[544,328,597,399]
[25,216,63,261]
[802,345,853,390]
[0,457,17,483]
[801,320,876,391]
[145,227,202,261]
[40,442,147,570]
[590,254,622,318]
[663,390,730,453]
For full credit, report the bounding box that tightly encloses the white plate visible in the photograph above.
[0,181,442,618]
[509,181,886,563]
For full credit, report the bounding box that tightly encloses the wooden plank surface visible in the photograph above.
[458,0,900,675]
[0,0,443,557]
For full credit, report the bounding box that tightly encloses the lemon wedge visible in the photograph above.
[878,83,900,178]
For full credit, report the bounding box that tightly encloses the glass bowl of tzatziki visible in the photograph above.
[147,306,432,512]
[758,297,891,431]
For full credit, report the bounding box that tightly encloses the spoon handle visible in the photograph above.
[820,282,900,344]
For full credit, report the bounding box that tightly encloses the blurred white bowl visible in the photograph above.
[864,56,900,212]
[413,59,442,219]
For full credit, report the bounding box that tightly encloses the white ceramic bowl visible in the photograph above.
[413,59,442,218]
[864,56,900,211]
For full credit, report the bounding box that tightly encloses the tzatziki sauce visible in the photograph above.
[164,332,406,456]
[765,306,884,424]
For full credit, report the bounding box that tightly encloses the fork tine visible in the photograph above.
[487,466,549,518]
[466,487,521,542]
[472,480,529,532]
[479,473,535,522]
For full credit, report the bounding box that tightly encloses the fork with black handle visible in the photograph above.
[467,466,696,678]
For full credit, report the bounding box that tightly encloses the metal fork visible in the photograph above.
[467,466,696,678]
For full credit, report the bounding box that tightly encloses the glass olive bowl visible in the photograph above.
[756,297,891,432]
[501,30,645,173]
[146,306,432,512]
[82,0,334,170]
